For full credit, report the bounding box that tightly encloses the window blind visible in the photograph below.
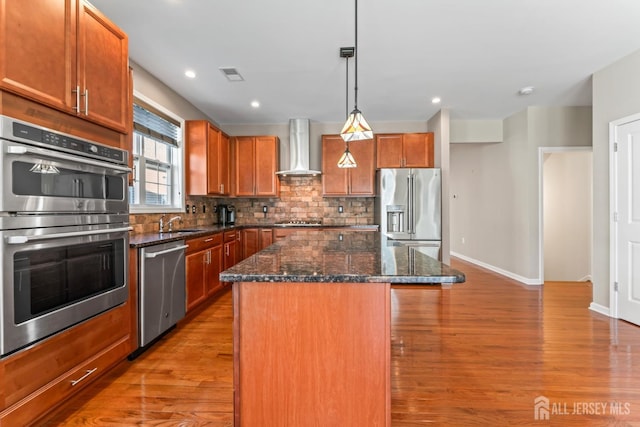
[133,103,180,147]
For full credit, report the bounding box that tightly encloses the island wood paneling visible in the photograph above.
[234,281,391,426]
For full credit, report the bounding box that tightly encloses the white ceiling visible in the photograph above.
[91,0,640,125]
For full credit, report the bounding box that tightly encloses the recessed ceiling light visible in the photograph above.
[184,70,196,79]
[518,86,534,96]
[251,100,260,108]
[431,97,441,104]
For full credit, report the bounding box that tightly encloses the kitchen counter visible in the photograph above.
[129,224,379,248]
[228,230,463,426]
[220,229,464,284]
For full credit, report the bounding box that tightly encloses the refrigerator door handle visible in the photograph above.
[408,173,414,235]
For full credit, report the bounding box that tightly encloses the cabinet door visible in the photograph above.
[185,250,207,312]
[260,228,274,249]
[376,134,404,168]
[234,136,255,196]
[348,138,375,195]
[242,228,260,259]
[207,125,221,194]
[77,1,128,132]
[219,133,231,195]
[224,241,237,269]
[207,245,223,295]
[185,121,208,195]
[0,0,76,112]
[255,136,279,196]
[322,135,349,196]
[404,133,434,167]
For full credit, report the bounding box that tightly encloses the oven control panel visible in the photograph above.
[0,116,127,165]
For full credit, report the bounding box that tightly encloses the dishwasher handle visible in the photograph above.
[144,244,188,258]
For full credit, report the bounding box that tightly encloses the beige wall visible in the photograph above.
[543,151,592,281]
[592,48,640,308]
[450,107,591,283]
[427,110,450,263]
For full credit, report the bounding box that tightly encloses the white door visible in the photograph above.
[613,118,640,325]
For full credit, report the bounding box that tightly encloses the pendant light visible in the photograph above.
[338,47,357,168]
[340,0,372,142]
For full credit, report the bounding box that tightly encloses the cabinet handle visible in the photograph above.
[204,238,214,242]
[207,250,211,264]
[220,184,224,194]
[72,86,81,113]
[70,368,97,386]
[84,89,89,115]
[225,245,229,256]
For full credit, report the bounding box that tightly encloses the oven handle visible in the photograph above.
[144,244,189,258]
[5,226,133,245]
[6,145,131,174]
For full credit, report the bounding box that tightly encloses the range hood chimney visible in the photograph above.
[276,119,321,176]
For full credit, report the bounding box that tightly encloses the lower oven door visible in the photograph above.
[0,223,130,357]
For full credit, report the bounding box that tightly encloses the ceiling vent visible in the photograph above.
[219,67,244,82]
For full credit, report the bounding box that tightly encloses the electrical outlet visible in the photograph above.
[338,206,344,213]
[192,205,196,214]
[202,205,206,213]
[185,204,190,213]
[263,206,268,213]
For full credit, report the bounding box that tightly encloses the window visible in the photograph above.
[130,97,183,212]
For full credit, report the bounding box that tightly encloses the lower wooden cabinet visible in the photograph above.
[0,303,132,426]
[242,228,274,259]
[185,233,224,312]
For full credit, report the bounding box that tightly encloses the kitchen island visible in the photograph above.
[221,230,464,426]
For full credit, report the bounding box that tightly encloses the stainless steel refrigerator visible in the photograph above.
[375,168,441,259]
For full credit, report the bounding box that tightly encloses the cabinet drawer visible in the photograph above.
[224,230,237,242]
[0,337,130,426]
[186,233,222,253]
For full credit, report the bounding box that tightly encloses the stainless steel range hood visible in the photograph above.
[276,118,321,176]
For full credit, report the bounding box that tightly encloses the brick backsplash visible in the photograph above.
[129,176,375,233]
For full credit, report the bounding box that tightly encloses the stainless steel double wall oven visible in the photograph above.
[0,115,131,357]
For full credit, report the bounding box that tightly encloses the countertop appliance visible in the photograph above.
[0,115,131,357]
[217,204,235,225]
[132,240,187,358]
[375,168,441,259]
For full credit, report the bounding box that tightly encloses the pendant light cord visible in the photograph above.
[345,56,350,119]
[354,0,359,110]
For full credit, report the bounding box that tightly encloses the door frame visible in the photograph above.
[609,113,640,318]
[537,146,592,283]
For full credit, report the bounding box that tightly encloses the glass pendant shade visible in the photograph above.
[337,146,357,168]
[340,108,373,142]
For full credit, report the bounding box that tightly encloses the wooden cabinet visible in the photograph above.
[185,120,231,196]
[376,133,434,168]
[0,0,129,133]
[233,136,279,197]
[223,230,238,270]
[322,135,375,196]
[0,294,132,426]
[242,228,274,259]
[185,233,224,312]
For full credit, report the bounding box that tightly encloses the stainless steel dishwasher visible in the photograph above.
[131,240,187,358]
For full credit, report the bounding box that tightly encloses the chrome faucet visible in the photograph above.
[159,215,166,233]
[167,216,183,232]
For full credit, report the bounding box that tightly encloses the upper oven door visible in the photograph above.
[0,139,129,214]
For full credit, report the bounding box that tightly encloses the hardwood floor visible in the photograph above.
[41,258,640,426]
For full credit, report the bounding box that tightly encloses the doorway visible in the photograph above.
[538,147,592,282]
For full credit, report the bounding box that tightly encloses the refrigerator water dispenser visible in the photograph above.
[386,205,405,232]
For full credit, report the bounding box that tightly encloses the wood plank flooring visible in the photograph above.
[41,258,640,426]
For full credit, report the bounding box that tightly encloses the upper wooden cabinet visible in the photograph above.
[0,0,129,133]
[322,135,375,196]
[185,120,230,196]
[233,136,279,197]
[376,133,434,168]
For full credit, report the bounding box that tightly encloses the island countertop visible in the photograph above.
[219,229,465,284]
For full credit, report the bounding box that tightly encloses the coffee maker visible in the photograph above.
[217,204,235,225]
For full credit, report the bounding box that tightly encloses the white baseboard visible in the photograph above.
[578,274,593,282]
[589,302,611,317]
[450,252,543,286]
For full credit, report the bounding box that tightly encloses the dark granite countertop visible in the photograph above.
[129,224,379,248]
[219,230,465,284]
